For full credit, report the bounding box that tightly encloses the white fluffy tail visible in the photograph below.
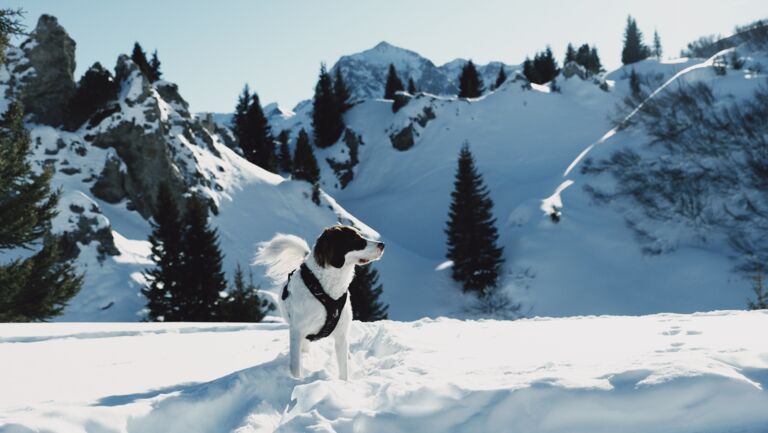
[253,233,310,284]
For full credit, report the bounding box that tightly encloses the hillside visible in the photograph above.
[2,310,767,432]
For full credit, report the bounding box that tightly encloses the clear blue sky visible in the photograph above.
[8,0,767,113]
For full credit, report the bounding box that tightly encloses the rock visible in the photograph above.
[562,61,588,80]
[390,124,415,151]
[91,155,127,204]
[20,15,76,126]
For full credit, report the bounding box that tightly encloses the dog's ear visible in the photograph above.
[314,229,346,268]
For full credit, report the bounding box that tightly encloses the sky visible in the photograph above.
[8,0,768,113]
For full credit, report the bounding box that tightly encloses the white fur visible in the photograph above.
[255,229,384,380]
[253,234,311,284]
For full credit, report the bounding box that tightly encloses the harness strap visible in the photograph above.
[300,263,347,341]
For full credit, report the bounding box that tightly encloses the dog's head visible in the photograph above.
[313,225,385,269]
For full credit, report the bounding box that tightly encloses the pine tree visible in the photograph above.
[564,43,576,64]
[131,42,153,81]
[350,263,388,321]
[383,63,405,100]
[524,48,560,84]
[621,16,651,65]
[149,50,162,82]
[65,62,118,131]
[312,64,344,148]
[629,69,641,96]
[493,66,507,90]
[522,57,540,84]
[142,183,184,321]
[276,129,293,174]
[588,46,603,75]
[293,129,321,204]
[333,68,352,114]
[458,60,484,98]
[0,100,82,322]
[445,142,504,294]
[231,84,250,148]
[217,263,268,322]
[177,195,227,321]
[653,30,663,59]
[0,8,24,66]
[747,264,768,310]
[241,92,276,172]
[407,77,417,94]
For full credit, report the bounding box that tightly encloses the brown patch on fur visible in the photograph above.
[314,225,366,268]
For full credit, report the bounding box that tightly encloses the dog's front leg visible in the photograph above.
[289,329,303,378]
[334,332,349,380]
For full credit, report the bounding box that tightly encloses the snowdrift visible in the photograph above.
[2,310,767,432]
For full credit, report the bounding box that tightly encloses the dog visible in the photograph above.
[254,225,385,380]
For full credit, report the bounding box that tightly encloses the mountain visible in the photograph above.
[3,310,768,432]
[330,41,515,101]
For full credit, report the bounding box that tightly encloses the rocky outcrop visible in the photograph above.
[19,15,76,126]
[390,124,415,151]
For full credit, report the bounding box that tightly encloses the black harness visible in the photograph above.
[282,263,347,341]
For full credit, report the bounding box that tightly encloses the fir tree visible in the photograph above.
[65,62,118,131]
[131,42,153,81]
[0,8,24,66]
[350,263,388,321]
[276,129,293,174]
[524,47,560,84]
[621,16,651,65]
[493,66,507,90]
[217,263,268,322]
[241,92,276,172]
[177,195,227,321]
[142,183,184,322]
[293,129,321,204]
[458,60,484,98]
[629,69,641,96]
[445,143,504,294]
[588,46,603,75]
[149,50,162,82]
[333,68,352,114]
[407,77,417,94]
[312,64,344,148]
[747,264,768,310]
[0,100,82,322]
[522,57,539,84]
[383,63,405,100]
[564,43,577,64]
[653,30,663,59]
[231,84,250,148]
[572,44,603,76]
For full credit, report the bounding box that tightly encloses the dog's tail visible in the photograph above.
[253,233,311,284]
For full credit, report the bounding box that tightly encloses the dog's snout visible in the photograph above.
[377,242,385,251]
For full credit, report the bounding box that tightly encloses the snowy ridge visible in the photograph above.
[2,310,767,432]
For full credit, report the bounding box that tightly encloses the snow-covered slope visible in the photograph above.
[330,41,513,101]
[2,310,767,432]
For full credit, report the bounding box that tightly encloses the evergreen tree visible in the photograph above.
[621,16,651,65]
[142,183,184,322]
[588,46,603,75]
[65,62,118,131]
[629,69,642,96]
[458,60,484,98]
[0,8,24,66]
[350,263,388,321]
[747,264,767,310]
[524,48,560,84]
[312,64,344,148]
[653,30,663,59]
[445,143,504,294]
[149,50,162,82]
[564,43,577,64]
[571,44,603,76]
[131,42,153,81]
[231,84,250,148]
[217,263,268,322]
[177,195,227,321]
[0,100,82,322]
[493,66,507,90]
[522,57,539,84]
[383,63,405,100]
[293,129,321,204]
[240,92,276,171]
[407,77,417,94]
[333,68,352,114]
[276,129,293,174]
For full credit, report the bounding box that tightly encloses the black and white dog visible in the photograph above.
[254,225,385,380]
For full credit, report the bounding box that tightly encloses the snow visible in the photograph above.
[1,310,767,432]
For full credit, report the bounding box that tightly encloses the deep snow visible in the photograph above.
[2,310,767,432]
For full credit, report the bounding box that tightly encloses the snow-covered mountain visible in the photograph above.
[330,41,514,101]
[3,310,767,432]
[4,15,768,322]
